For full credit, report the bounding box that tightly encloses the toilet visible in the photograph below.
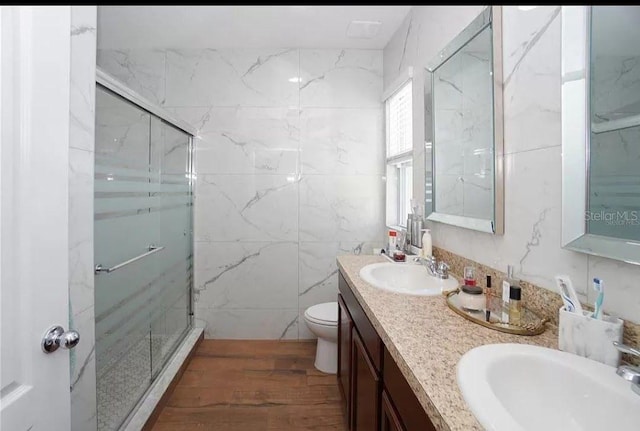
[304,302,338,374]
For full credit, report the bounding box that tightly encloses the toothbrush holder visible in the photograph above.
[558,306,623,367]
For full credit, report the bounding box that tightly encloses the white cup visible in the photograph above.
[558,306,623,367]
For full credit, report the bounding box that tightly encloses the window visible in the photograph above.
[385,81,413,228]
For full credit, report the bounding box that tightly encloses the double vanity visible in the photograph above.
[336,255,640,431]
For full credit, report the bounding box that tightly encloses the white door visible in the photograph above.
[0,6,73,431]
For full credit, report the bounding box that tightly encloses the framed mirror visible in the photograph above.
[424,6,504,234]
[561,6,640,265]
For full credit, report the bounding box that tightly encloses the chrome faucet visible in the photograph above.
[613,341,640,396]
[414,255,450,279]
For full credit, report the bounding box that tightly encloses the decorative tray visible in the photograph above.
[445,289,548,336]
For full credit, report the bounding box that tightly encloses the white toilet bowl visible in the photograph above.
[304,302,338,374]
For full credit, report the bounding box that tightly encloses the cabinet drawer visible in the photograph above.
[339,272,382,371]
[383,348,436,431]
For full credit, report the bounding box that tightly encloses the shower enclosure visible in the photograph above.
[94,70,196,430]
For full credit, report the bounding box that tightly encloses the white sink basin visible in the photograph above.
[359,262,458,296]
[457,343,640,431]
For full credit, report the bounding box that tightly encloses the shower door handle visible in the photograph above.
[95,245,165,274]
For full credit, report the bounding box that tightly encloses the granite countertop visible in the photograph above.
[337,255,559,431]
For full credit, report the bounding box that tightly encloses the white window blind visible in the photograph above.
[387,81,413,158]
[385,80,413,228]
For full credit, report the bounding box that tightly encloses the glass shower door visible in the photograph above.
[149,117,192,377]
[94,86,193,430]
[95,87,155,431]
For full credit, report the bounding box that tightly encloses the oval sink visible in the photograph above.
[359,262,458,296]
[457,343,640,431]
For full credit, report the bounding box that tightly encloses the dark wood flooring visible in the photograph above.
[151,340,347,431]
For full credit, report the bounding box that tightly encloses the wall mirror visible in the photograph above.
[561,6,640,265]
[424,6,504,234]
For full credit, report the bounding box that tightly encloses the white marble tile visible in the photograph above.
[300,49,383,108]
[70,6,96,153]
[195,174,298,242]
[97,48,166,106]
[299,175,385,242]
[69,148,94,316]
[383,11,417,89]
[502,6,562,155]
[70,8,97,431]
[172,106,300,175]
[587,255,640,323]
[194,241,298,310]
[298,241,380,310]
[70,305,97,431]
[431,146,589,297]
[198,307,299,340]
[165,48,299,107]
[300,108,384,175]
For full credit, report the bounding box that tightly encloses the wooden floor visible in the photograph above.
[152,340,347,431]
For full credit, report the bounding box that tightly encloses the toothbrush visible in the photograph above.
[555,275,583,314]
[593,278,604,320]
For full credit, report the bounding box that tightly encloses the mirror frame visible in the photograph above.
[561,6,640,266]
[424,6,504,234]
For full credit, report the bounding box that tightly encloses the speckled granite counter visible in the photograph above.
[337,255,559,431]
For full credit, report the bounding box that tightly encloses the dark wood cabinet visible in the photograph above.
[383,349,436,431]
[337,295,353,428]
[352,329,380,431]
[381,390,405,431]
[338,270,437,431]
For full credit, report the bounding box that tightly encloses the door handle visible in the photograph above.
[42,325,80,353]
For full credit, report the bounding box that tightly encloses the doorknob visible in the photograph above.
[42,325,80,353]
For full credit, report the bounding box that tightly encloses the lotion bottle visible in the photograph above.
[502,265,519,323]
[421,229,432,257]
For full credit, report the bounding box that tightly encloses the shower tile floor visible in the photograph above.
[97,331,183,431]
[151,340,346,431]
[97,335,151,431]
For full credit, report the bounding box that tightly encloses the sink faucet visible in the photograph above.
[613,341,640,396]
[414,255,450,279]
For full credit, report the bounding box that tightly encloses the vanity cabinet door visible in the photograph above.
[352,328,379,431]
[381,390,405,431]
[337,294,353,428]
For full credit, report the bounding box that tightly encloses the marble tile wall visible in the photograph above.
[98,48,385,339]
[69,6,97,431]
[383,6,640,325]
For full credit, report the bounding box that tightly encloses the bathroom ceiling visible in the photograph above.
[97,6,412,50]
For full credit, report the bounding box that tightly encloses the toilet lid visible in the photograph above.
[305,302,338,325]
